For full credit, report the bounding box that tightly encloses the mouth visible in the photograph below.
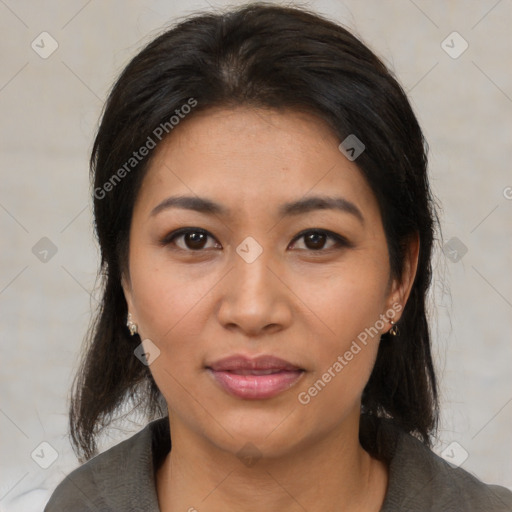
[206,355,305,400]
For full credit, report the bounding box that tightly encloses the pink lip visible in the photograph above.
[206,355,305,400]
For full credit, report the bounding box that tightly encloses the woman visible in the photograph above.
[44,3,512,511]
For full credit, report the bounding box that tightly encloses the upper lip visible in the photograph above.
[207,354,303,372]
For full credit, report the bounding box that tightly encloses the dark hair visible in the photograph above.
[70,2,439,462]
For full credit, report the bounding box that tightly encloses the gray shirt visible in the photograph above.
[44,416,512,511]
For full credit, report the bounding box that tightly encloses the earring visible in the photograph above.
[127,313,138,336]
[389,320,399,336]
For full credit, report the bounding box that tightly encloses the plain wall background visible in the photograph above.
[1,0,511,510]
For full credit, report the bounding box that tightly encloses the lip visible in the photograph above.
[208,354,302,372]
[206,355,305,400]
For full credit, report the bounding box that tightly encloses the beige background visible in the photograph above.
[1,0,511,510]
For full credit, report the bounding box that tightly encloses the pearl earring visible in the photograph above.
[389,320,399,336]
[127,313,138,336]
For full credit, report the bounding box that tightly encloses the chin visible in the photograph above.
[200,405,311,460]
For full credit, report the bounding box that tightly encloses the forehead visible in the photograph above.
[134,107,380,222]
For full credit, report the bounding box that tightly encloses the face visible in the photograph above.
[122,107,417,458]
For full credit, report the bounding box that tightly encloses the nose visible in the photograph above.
[216,247,293,338]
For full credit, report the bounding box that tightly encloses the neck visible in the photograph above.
[156,411,388,512]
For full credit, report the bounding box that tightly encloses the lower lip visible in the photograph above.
[207,369,304,399]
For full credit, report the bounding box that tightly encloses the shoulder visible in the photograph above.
[375,418,512,511]
[393,434,512,510]
[44,417,169,512]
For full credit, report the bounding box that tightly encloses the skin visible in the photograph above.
[122,107,419,512]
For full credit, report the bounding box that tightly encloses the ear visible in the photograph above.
[121,273,134,314]
[386,232,420,318]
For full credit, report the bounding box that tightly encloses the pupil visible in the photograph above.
[307,232,325,250]
[186,232,205,249]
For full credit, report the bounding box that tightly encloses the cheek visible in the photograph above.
[294,348,377,440]
[128,252,221,413]
[294,290,385,431]
[290,254,389,404]
[129,250,218,343]
[292,254,389,343]
[129,260,213,412]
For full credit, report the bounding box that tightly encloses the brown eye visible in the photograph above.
[162,228,219,251]
[304,231,327,250]
[183,231,208,250]
[162,228,349,253]
[290,229,349,251]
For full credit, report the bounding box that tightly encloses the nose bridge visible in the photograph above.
[216,235,290,334]
[233,237,276,302]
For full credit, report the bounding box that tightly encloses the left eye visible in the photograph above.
[289,229,348,251]
[161,228,348,252]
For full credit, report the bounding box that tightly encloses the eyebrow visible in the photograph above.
[150,194,364,224]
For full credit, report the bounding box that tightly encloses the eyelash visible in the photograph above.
[160,227,351,253]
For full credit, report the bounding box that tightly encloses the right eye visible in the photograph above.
[160,227,221,251]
